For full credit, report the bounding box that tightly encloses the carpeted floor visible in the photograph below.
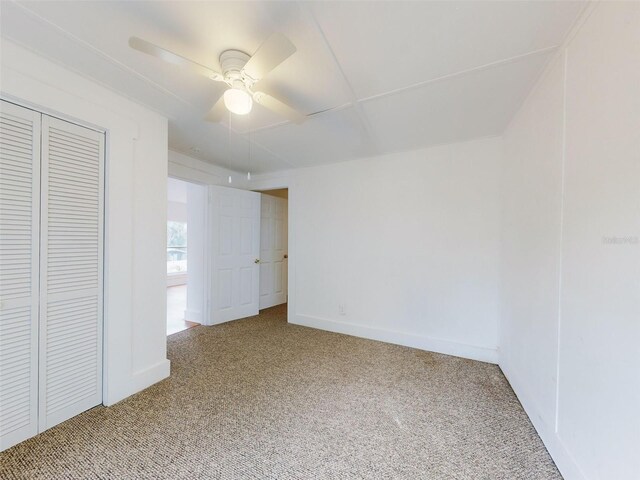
[0,304,561,479]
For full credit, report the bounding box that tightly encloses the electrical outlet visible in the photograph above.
[338,304,347,316]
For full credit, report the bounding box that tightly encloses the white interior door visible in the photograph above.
[39,115,104,431]
[209,186,260,324]
[259,194,288,309]
[0,101,41,451]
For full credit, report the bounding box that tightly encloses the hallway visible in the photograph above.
[167,285,197,335]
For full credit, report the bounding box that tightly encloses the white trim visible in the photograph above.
[102,360,170,407]
[202,187,212,326]
[294,314,498,364]
[554,46,568,432]
[249,174,295,324]
[0,93,107,133]
[167,273,187,287]
[500,361,587,480]
[132,359,171,388]
[249,172,292,191]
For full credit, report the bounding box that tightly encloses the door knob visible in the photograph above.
[284,254,288,259]
[254,259,260,264]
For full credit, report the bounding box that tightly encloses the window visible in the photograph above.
[167,221,187,274]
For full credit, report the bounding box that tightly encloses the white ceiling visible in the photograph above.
[0,1,585,173]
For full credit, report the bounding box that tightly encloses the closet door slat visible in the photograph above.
[0,100,40,451]
[39,115,104,432]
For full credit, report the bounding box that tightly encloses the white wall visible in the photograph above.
[1,40,170,406]
[168,149,248,189]
[185,182,206,323]
[167,201,187,223]
[500,3,640,480]
[253,138,503,363]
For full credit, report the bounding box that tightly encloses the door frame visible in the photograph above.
[0,96,107,431]
[258,192,289,310]
[165,176,211,325]
[251,179,295,324]
[166,175,210,325]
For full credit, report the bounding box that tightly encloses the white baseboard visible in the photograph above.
[500,361,586,480]
[293,314,498,364]
[104,359,170,406]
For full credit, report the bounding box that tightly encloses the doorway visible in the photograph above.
[258,189,289,311]
[164,183,288,331]
[167,177,206,335]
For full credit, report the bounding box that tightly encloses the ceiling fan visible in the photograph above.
[129,33,306,124]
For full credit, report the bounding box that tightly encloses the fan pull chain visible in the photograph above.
[247,125,252,181]
[228,112,232,184]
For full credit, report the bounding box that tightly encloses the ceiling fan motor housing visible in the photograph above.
[219,49,254,88]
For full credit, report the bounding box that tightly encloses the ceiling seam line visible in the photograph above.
[244,43,557,136]
[9,0,197,109]
[359,45,560,104]
[223,122,297,168]
[241,102,353,135]
[297,2,379,154]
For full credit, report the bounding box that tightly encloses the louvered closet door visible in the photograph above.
[39,115,104,431]
[0,101,40,451]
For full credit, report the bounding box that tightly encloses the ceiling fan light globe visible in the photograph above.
[224,88,253,115]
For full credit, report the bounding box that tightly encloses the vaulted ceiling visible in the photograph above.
[1,1,585,173]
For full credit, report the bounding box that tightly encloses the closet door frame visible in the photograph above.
[0,96,107,447]
[38,114,105,431]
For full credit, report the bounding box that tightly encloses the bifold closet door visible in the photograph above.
[0,101,41,451]
[39,115,104,431]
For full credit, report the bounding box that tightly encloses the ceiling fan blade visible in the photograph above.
[129,36,223,81]
[253,92,305,124]
[204,94,228,123]
[243,33,296,81]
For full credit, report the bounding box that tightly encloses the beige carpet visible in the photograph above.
[0,304,561,479]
